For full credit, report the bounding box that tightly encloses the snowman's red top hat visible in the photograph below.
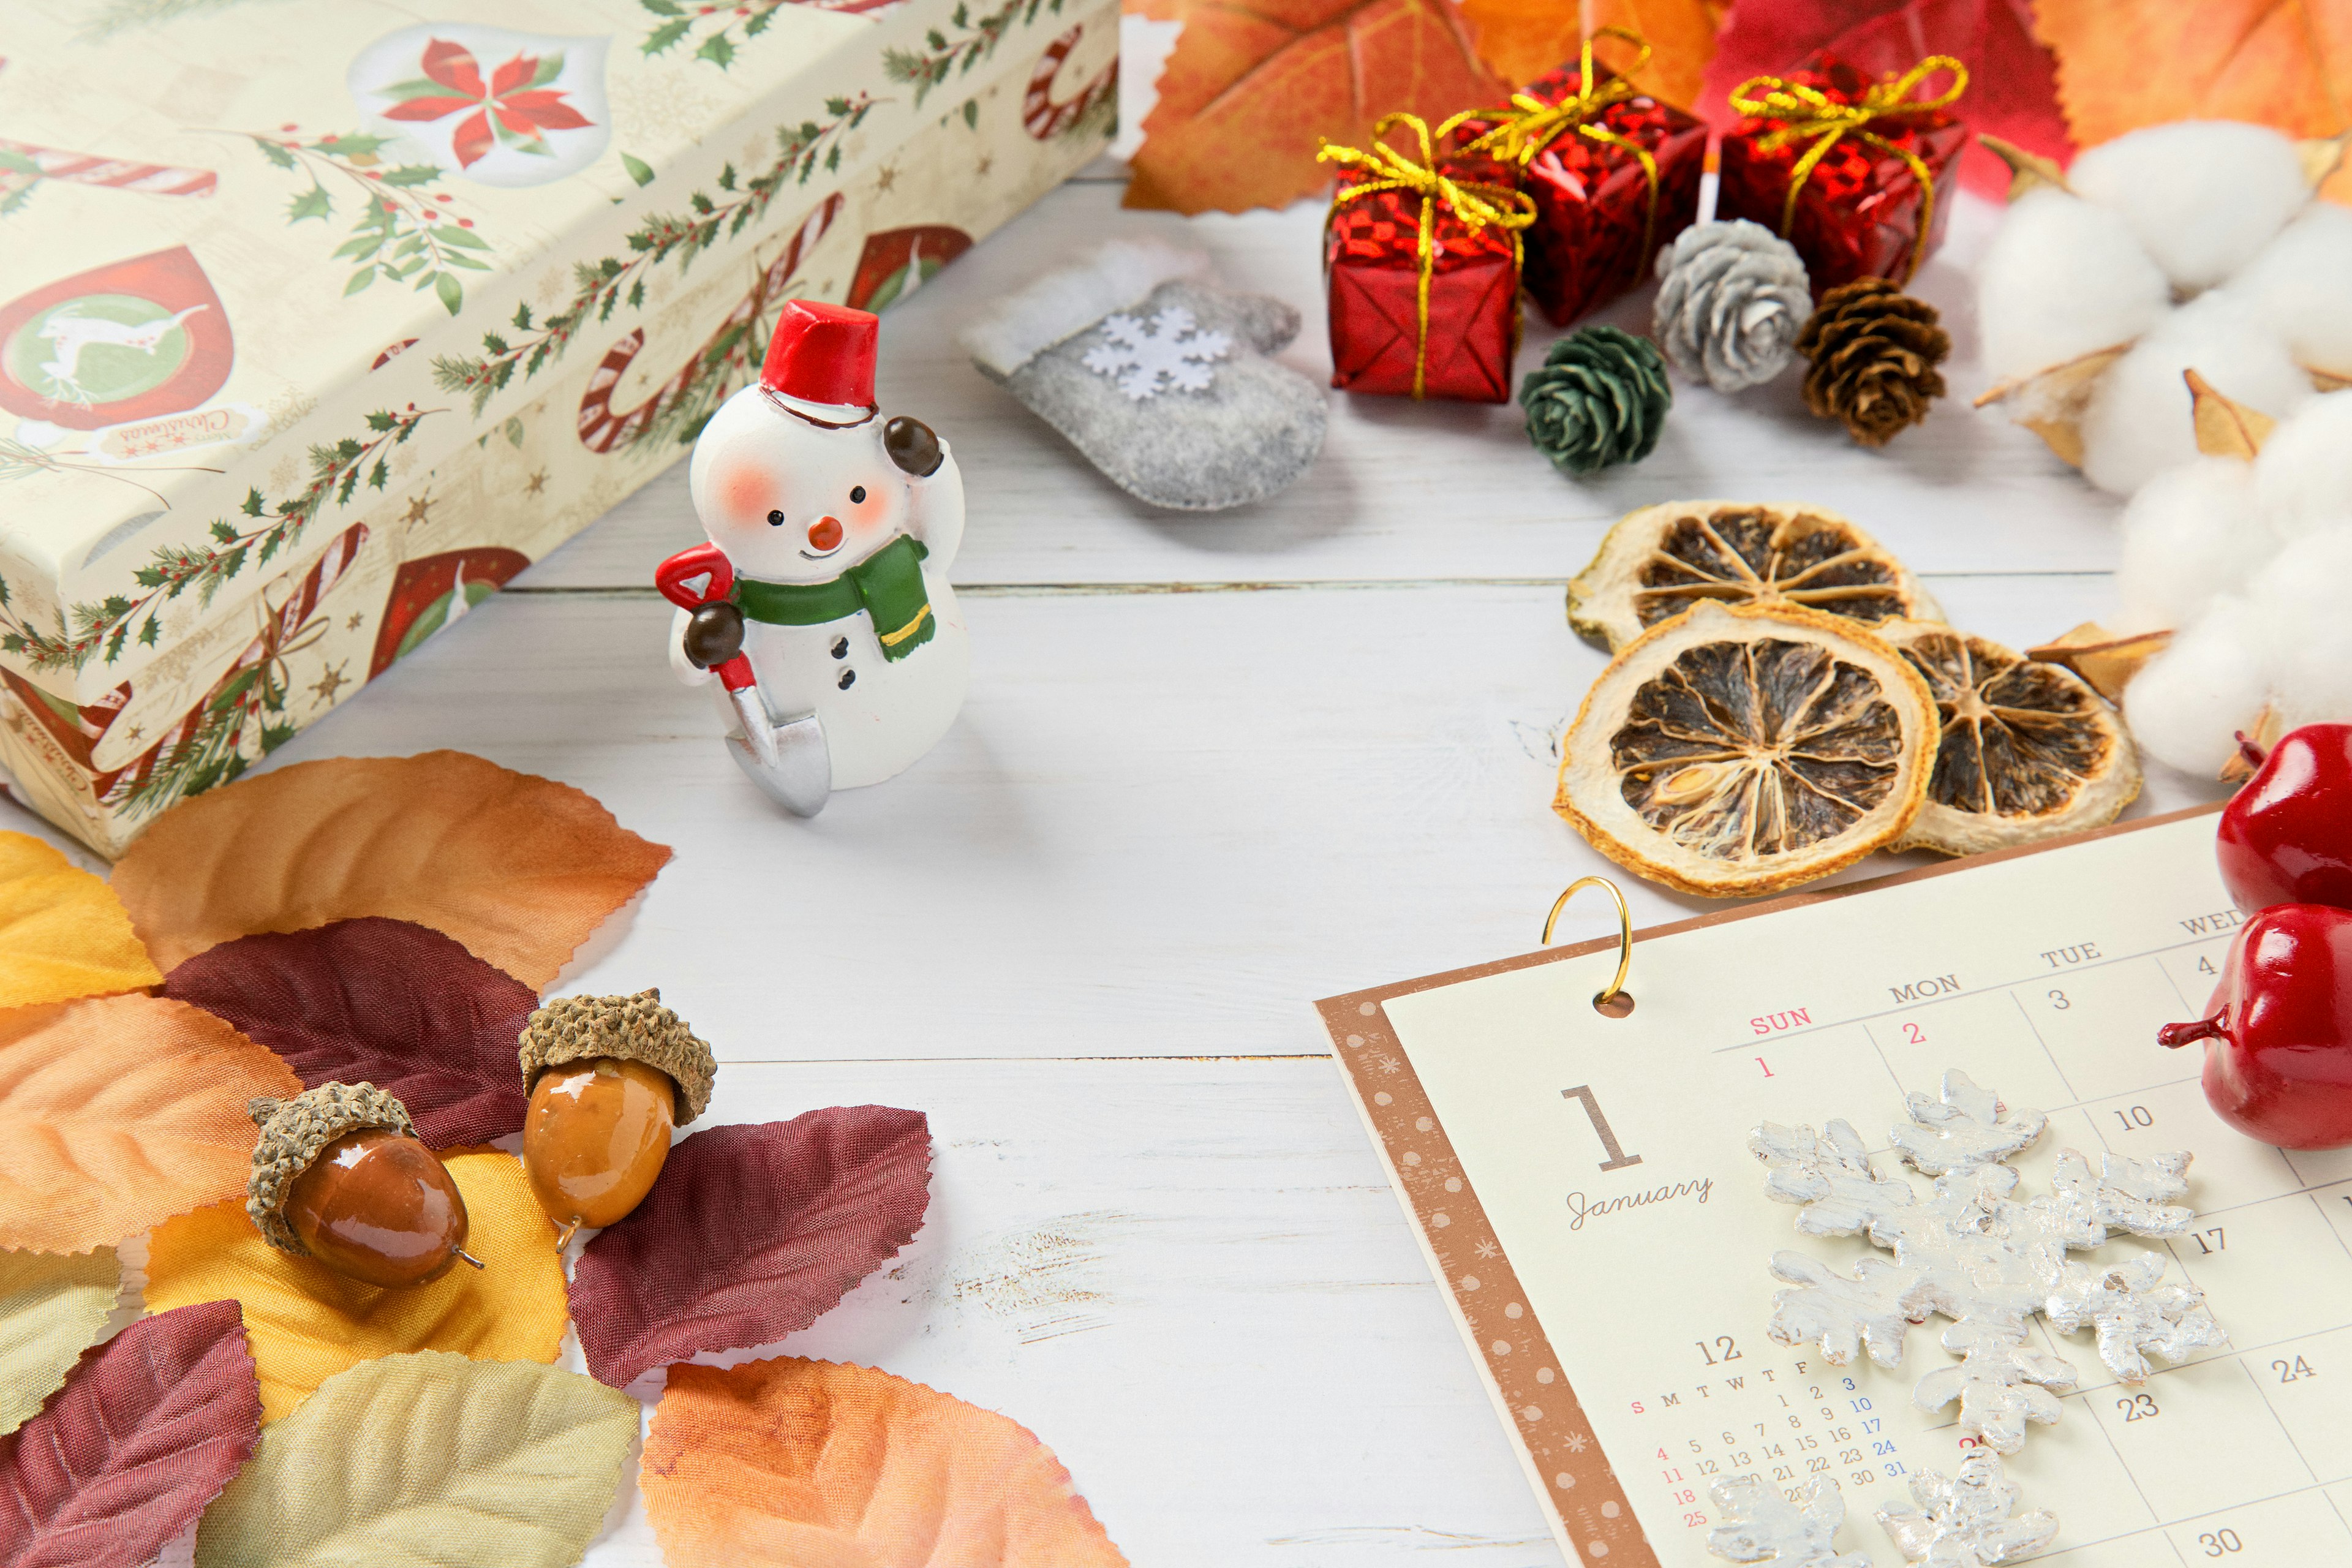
[760,300,879,426]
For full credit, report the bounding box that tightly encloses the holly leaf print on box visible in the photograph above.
[641,0,901,69]
[380,41,590,172]
[243,130,485,315]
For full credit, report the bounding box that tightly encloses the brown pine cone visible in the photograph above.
[1795,278,1951,447]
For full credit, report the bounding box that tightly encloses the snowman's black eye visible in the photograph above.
[765,509,785,527]
[849,486,867,505]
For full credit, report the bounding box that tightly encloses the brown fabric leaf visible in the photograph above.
[0,994,300,1254]
[569,1109,932,1387]
[162,918,535,1148]
[111,750,671,990]
[643,1358,1128,1567]
[0,1300,263,1568]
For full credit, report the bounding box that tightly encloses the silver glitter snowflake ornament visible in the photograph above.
[1706,1068,2226,1566]
[1707,1474,1871,1568]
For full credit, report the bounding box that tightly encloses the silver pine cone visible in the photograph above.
[1652,219,1813,393]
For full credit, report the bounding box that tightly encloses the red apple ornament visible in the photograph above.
[2217,723,2352,913]
[2160,903,2352,1149]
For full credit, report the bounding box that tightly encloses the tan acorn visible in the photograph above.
[517,989,715,1243]
[247,1083,480,1289]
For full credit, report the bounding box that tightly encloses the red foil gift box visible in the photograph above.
[1321,116,1535,403]
[1717,55,1971,295]
[1461,37,1705,327]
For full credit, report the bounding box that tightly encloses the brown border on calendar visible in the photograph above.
[1314,801,2226,1567]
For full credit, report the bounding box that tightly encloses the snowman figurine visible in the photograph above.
[656,300,968,815]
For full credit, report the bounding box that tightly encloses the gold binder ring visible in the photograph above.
[1541,875,1635,1017]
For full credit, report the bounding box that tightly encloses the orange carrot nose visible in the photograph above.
[807,516,843,551]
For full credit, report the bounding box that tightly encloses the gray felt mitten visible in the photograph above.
[1652,219,1813,393]
[960,239,1326,510]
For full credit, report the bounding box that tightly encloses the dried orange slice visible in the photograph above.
[1555,601,1937,897]
[1568,500,1942,651]
[1877,620,2141,857]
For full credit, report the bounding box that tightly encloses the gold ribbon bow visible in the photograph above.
[1460,27,1663,271]
[1319,111,1537,399]
[1728,55,1969,282]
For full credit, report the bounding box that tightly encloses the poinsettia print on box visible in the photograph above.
[350,27,612,189]
[0,0,1114,855]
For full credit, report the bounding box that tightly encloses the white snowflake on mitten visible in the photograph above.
[2045,1255,2226,1381]
[1079,306,1232,400]
[1876,1452,2059,1567]
[1706,1474,1872,1568]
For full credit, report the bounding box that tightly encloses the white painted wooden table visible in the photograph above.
[83,166,2234,1567]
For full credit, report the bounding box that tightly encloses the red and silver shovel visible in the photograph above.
[655,543,831,816]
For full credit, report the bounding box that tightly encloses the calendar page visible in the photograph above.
[1318,806,2352,1568]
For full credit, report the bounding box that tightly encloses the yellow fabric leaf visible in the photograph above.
[110,751,673,990]
[0,995,300,1254]
[0,1246,120,1436]
[143,1149,567,1423]
[0,832,159,1006]
[643,1357,1129,1566]
[194,1351,636,1568]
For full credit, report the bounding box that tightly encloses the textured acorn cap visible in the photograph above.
[246,1082,417,1256]
[516,989,714,1125]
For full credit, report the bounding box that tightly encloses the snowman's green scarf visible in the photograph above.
[729,535,935,660]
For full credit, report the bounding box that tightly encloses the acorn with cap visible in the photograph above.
[656,300,970,815]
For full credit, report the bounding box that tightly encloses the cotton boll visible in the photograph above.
[2077,293,2312,495]
[2116,458,2265,629]
[2252,390,2352,539]
[2223,202,2352,375]
[2068,121,2310,292]
[2248,526,2352,728]
[1975,188,2171,381]
[2124,596,2272,775]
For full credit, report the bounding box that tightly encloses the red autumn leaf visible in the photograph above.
[0,1300,262,1568]
[1698,0,2071,197]
[422,38,488,99]
[1125,0,1509,215]
[161,918,536,1149]
[570,1109,932,1389]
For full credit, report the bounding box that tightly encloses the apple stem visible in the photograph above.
[2234,731,2268,771]
[2158,1017,2225,1049]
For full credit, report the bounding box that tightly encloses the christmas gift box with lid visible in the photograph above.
[0,0,1114,855]
[1457,29,1706,328]
[1716,55,1971,296]
[1319,114,1536,403]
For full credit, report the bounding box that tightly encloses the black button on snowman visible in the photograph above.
[655,301,968,815]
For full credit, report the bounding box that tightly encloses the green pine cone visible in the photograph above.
[1518,325,1672,476]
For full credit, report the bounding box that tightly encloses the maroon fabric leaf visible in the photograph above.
[570,1107,932,1387]
[0,1300,262,1568]
[1699,0,2073,198]
[162,917,536,1147]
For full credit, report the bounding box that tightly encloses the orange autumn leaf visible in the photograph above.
[1125,0,1508,214]
[2037,0,2352,202]
[0,831,161,1008]
[1457,0,1724,107]
[111,750,671,990]
[143,1149,569,1423]
[643,1359,1128,1567]
[0,994,298,1254]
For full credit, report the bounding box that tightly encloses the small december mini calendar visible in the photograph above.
[1319,806,2352,1568]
